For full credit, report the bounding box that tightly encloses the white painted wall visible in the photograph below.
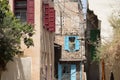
[1,57,31,80]
[88,0,120,43]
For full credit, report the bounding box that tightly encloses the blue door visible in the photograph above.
[58,63,62,80]
[58,64,77,80]
[71,64,76,80]
[80,63,82,80]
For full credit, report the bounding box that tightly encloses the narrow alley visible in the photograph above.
[0,0,120,80]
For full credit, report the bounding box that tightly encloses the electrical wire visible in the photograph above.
[54,0,86,37]
[53,0,86,25]
[54,0,80,14]
[56,3,85,24]
[55,0,84,17]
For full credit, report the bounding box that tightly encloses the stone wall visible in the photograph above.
[55,0,85,60]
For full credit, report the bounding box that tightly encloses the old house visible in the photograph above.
[54,0,87,80]
[3,0,55,80]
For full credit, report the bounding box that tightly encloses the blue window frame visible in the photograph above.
[64,36,80,52]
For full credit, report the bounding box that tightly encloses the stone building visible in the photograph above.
[54,0,87,80]
[8,0,55,80]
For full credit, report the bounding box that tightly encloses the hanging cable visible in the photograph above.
[55,0,80,14]
[57,3,85,24]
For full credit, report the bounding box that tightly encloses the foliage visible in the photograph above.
[95,13,120,65]
[0,0,34,70]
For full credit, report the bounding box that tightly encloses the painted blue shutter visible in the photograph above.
[71,64,76,80]
[80,63,82,80]
[58,63,62,80]
[75,36,80,51]
[64,36,70,51]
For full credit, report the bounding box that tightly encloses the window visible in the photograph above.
[64,36,80,52]
[69,37,75,52]
[15,1,27,7]
[15,9,27,22]
[14,0,27,23]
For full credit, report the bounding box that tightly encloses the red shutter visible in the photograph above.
[43,3,55,32]
[27,0,34,24]
[48,7,55,32]
[43,3,49,29]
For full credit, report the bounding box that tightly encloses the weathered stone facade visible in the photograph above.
[54,0,86,80]
[55,0,85,61]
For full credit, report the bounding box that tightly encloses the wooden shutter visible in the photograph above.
[48,7,55,32]
[43,3,55,32]
[71,64,76,80]
[90,30,100,60]
[90,30,100,42]
[75,36,80,51]
[64,36,70,51]
[58,63,62,80]
[90,45,96,60]
[43,3,49,29]
[27,0,34,24]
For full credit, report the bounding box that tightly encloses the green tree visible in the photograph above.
[0,0,34,79]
